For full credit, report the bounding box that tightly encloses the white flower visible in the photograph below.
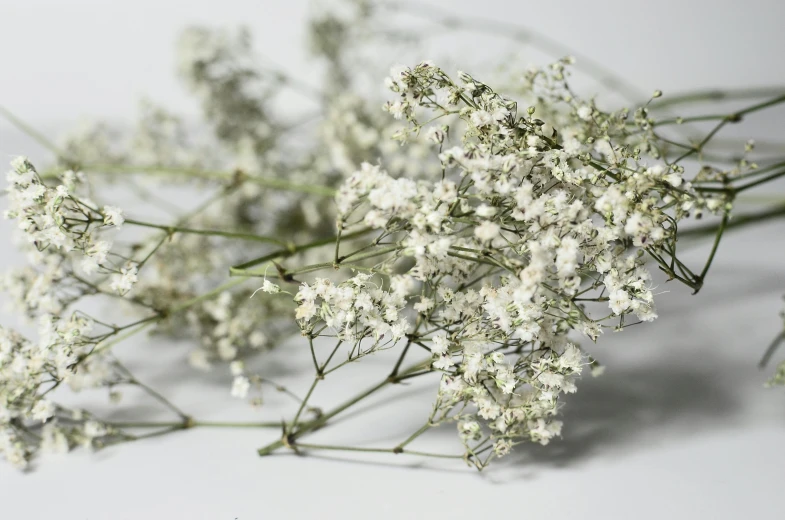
[577,105,593,121]
[251,279,280,296]
[425,126,445,144]
[529,418,562,445]
[493,439,513,457]
[413,296,434,313]
[231,376,250,399]
[81,240,112,274]
[433,354,455,370]
[41,423,69,454]
[387,101,406,120]
[458,420,481,441]
[295,299,317,321]
[430,331,449,355]
[10,156,30,173]
[102,206,125,228]
[475,204,496,218]
[229,360,244,376]
[559,345,584,373]
[31,399,55,422]
[474,221,500,242]
[110,264,138,294]
[609,289,631,315]
[470,110,494,128]
[189,350,211,371]
[664,172,683,187]
[83,420,107,439]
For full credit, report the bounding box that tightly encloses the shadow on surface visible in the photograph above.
[492,357,743,477]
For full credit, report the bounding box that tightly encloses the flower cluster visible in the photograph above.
[2,2,782,472]
[2,158,135,312]
[317,60,730,463]
[295,274,408,345]
[184,289,287,370]
[0,313,122,469]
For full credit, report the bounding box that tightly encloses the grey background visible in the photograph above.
[1,1,785,518]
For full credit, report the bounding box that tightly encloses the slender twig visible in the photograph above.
[231,227,374,271]
[291,442,462,459]
[760,332,785,369]
[649,86,785,109]
[259,359,432,456]
[124,217,287,246]
[384,1,645,103]
[65,164,337,197]
[0,105,71,161]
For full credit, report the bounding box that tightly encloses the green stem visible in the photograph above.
[319,340,343,373]
[694,210,729,291]
[387,1,644,103]
[694,160,785,185]
[679,203,785,239]
[259,359,431,456]
[136,182,243,268]
[649,86,785,109]
[671,118,729,165]
[735,169,785,193]
[232,245,401,278]
[334,227,342,265]
[395,422,431,450]
[131,379,188,419]
[193,421,286,428]
[72,164,337,197]
[108,421,186,428]
[109,420,286,429]
[0,105,70,161]
[759,331,785,368]
[127,425,186,442]
[231,227,374,271]
[124,218,287,246]
[388,340,412,378]
[655,94,785,127]
[290,442,462,459]
[291,378,320,428]
[307,336,321,375]
[92,277,250,356]
[168,277,249,314]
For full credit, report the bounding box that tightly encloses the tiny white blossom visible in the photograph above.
[430,331,449,355]
[474,221,500,242]
[470,110,494,128]
[609,289,631,315]
[577,105,593,121]
[231,376,250,399]
[102,206,125,228]
[229,360,244,376]
[251,279,280,297]
[110,264,138,294]
[31,399,55,422]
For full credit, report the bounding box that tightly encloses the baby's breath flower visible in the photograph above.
[110,264,138,295]
[102,206,125,228]
[1,8,779,473]
[231,375,250,399]
[474,221,500,242]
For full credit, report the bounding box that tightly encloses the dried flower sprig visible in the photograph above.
[2,1,785,471]
[252,61,765,466]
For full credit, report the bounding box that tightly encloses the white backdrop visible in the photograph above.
[2,1,785,518]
